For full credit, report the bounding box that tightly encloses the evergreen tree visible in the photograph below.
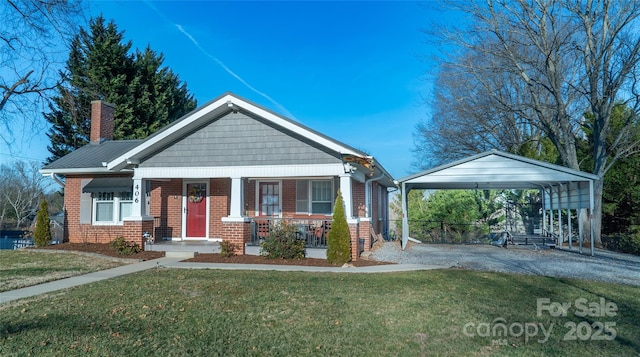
[33,199,52,247]
[45,16,197,162]
[326,190,351,265]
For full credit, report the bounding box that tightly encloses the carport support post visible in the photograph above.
[401,182,409,250]
[590,180,595,256]
[578,184,583,254]
[568,208,572,251]
[578,211,583,254]
[541,188,547,234]
[558,184,563,245]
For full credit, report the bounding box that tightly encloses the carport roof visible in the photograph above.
[399,150,599,255]
[399,150,599,190]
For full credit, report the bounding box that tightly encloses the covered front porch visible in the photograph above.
[124,161,378,259]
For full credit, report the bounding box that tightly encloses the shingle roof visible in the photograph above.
[43,140,143,170]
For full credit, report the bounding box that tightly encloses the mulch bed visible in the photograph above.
[29,243,165,261]
[184,253,393,267]
[29,243,393,267]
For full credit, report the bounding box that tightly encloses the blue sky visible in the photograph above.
[1,1,444,179]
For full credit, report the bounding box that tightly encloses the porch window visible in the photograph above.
[259,181,280,216]
[296,179,334,214]
[93,191,133,224]
[311,180,333,214]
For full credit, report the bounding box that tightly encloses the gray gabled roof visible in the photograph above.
[42,140,142,172]
[40,92,395,185]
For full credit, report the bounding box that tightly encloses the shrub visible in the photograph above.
[327,189,351,265]
[110,236,141,255]
[260,220,305,259]
[620,226,640,255]
[220,241,239,258]
[33,199,52,247]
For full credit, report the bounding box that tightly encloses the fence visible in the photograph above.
[0,230,34,250]
[249,218,331,248]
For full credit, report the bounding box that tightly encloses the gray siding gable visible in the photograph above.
[140,112,342,167]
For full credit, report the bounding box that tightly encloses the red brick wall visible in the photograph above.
[90,100,115,143]
[221,221,250,255]
[360,219,371,252]
[348,222,359,261]
[352,180,366,218]
[64,175,150,247]
[150,179,182,239]
[281,179,296,216]
[63,176,84,243]
[210,178,230,238]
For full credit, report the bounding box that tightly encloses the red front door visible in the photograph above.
[186,183,207,237]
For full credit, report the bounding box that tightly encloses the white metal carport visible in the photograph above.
[399,150,600,255]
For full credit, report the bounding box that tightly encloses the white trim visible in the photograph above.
[221,217,250,223]
[133,163,345,180]
[181,180,210,239]
[40,168,121,175]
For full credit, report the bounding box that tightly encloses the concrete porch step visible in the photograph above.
[165,251,196,259]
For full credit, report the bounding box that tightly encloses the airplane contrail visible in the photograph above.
[144,1,295,118]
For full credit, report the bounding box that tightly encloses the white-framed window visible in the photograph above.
[296,179,334,215]
[93,191,133,224]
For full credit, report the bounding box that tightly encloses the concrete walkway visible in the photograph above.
[0,258,442,305]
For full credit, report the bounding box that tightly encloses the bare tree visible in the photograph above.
[0,161,49,229]
[417,0,640,244]
[0,0,83,147]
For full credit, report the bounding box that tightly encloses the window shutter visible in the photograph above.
[79,179,92,224]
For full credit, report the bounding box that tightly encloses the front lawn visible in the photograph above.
[0,250,128,292]
[0,269,638,356]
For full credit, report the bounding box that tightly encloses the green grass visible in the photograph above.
[0,250,127,292]
[0,269,638,356]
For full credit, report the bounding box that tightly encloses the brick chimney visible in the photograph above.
[90,100,115,143]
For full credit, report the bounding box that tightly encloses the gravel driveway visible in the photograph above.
[368,241,640,286]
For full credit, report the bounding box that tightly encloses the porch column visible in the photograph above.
[339,174,353,219]
[131,178,145,218]
[222,177,249,255]
[401,182,409,250]
[229,177,244,218]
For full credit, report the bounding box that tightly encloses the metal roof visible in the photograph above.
[82,177,133,193]
[398,150,598,255]
[42,140,142,172]
[399,150,598,190]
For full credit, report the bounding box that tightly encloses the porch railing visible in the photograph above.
[249,218,331,248]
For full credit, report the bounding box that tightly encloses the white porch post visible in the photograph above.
[541,188,547,235]
[557,184,563,244]
[339,174,353,219]
[590,179,595,256]
[401,182,409,250]
[568,207,572,250]
[578,183,583,254]
[229,177,244,218]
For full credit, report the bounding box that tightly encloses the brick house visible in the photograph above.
[40,93,395,260]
